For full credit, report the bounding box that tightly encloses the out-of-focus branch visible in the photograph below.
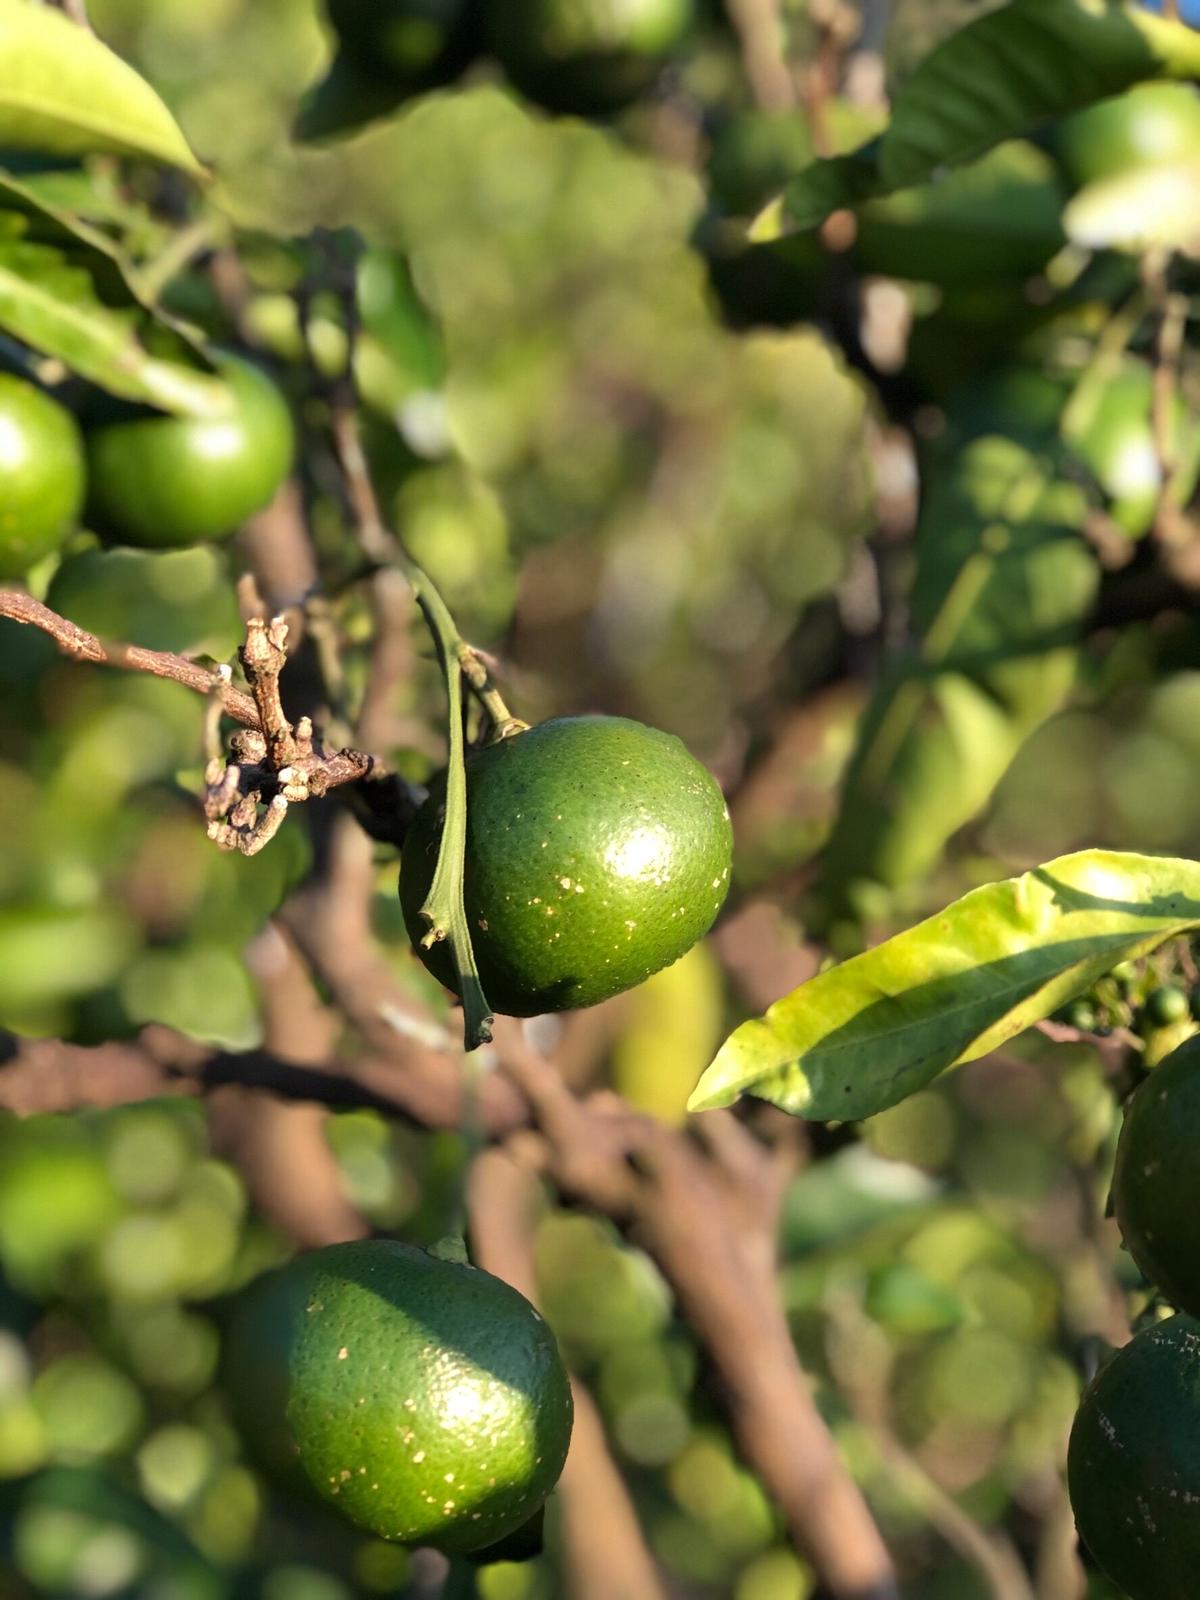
[826,1294,1036,1600]
[467,1150,669,1600]
[724,0,797,111]
[494,1025,899,1600]
[206,924,370,1248]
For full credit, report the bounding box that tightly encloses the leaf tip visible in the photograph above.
[747,196,786,244]
[686,1071,738,1114]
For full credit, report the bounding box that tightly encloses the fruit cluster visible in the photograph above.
[0,354,293,578]
[1069,1036,1200,1599]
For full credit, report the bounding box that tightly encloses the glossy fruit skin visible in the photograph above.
[399,716,732,1016]
[487,0,692,115]
[1068,1313,1200,1600]
[1112,1037,1200,1315]
[222,1240,573,1552]
[0,375,85,578]
[86,355,294,548]
[1055,83,1200,189]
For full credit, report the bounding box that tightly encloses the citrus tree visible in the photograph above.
[3,2,1200,1599]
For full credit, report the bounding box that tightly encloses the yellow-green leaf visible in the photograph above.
[690,850,1200,1120]
[0,0,201,173]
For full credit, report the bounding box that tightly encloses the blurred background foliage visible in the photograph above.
[2,0,1200,1596]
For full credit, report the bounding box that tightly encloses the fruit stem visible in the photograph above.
[407,566,495,1052]
[329,403,497,1050]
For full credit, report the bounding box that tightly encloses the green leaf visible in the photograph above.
[762,0,1200,236]
[0,172,227,415]
[689,850,1200,1120]
[0,0,201,172]
[819,436,1097,917]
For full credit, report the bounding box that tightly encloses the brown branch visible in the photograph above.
[205,924,370,1249]
[467,1150,668,1600]
[724,0,797,111]
[493,1024,899,1600]
[0,589,260,725]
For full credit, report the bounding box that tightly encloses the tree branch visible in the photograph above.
[467,1149,668,1600]
[0,588,260,724]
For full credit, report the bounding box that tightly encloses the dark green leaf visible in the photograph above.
[690,850,1200,1120]
[762,0,1200,236]
[819,436,1097,916]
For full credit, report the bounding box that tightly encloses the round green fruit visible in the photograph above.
[399,715,732,1016]
[0,374,85,578]
[1112,1037,1200,1314]
[1068,1313,1200,1600]
[222,1239,573,1552]
[486,0,692,115]
[1145,985,1191,1028]
[86,355,294,548]
[325,0,476,88]
[1055,83,1200,190]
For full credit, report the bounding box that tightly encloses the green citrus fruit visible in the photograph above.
[1064,361,1199,539]
[486,0,692,115]
[86,355,294,548]
[222,1240,573,1552]
[0,374,85,578]
[1055,84,1200,190]
[400,715,732,1016]
[1068,1313,1200,1600]
[1112,1037,1200,1315]
[326,0,477,87]
[1145,985,1191,1028]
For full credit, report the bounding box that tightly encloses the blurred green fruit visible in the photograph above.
[0,375,85,579]
[487,0,692,115]
[86,356,294,548]
[399,716,732,1015]
[326,0,477,88]
[1068,1313,1200,1599]
[1055,84,1200,189]
[1061,997,1098,1033]
[1112,1037,1200,1314]
[1145,985,1190,1028]
[1064,361,1198,539]
[222,1240,573,1552]
[46,545,241,657]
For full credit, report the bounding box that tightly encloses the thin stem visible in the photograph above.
[137,217,218,306]
[329,405,498,1049]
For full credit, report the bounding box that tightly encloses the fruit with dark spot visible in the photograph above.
[1112,1036,1200,1316]
[86,354,294,548]
[222,1239,573,1551]
[1068,1313,1200,1600]
[0,374,85,578]
[399,715,733,1015]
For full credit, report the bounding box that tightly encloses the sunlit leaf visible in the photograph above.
[0,0,202,172]
[690,850,1200,1120]
[0,173,226,415]
[759,0,1200,236]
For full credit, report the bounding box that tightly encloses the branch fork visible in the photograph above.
[204,615,376,856]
